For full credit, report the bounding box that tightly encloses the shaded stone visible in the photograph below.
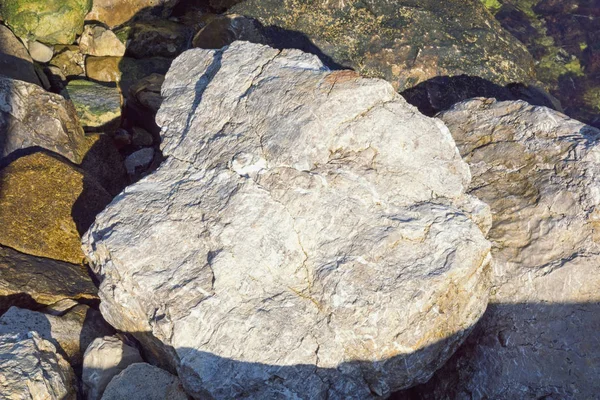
[0,245,98,315]
[124,147,154,176]
[83,42,492,398]
[0,151,112,264]
[131,126,154,147]
[63,79,122,132]
[101,363,188,400]
[85,0,181,29]
[80,134,128,196]
[116,20,192,59]
[129,73,164,113]
[192,14,266,50]
[0,75,94,163]
[28,40,54,63]
[230,0,536,91]
[82,335,144,400]
[79,25,126,57]
[408,99,600,399]
[0,0,92,45]
[0,332,77,400]
[0,25,41,85]
[49,45,86,79]
[0,305,114,371]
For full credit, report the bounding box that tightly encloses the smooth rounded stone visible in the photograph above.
[0,75,94,163]
[192,14,265,50]
[129,73,164,113]
[0,305,115,371]
[86,56,172,96]
[131,126,154,147]
[63,79,122,132]
[79,25,126,57]
[0,245,98,314]
[0,332,77,400]
[101,363,188,400]
[83,336,144,400]
[230,0,536,91]
[83,42,493,398]
[408,99,600,399]
[124,147,155,176]
[28,40,54,63]
[0,151,112,264]
[116,20,192,59]
[0,0,91,45]
[86,0,181,29]
[0,25,41,85]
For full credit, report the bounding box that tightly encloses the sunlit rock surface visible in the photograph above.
[409,99,600,399]
[84,42,492,399]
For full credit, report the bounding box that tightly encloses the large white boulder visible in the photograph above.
[411,99,600,399]
[83,41,492,399]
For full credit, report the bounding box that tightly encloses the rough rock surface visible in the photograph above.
[63,79,122,132]
[79,25,126,57]
[0,76,94,163]
[0,305,114,370]
[0,0,91,45]
[0,151,112,264]
[86,0,180,29]
[83,42,492,398]
[101,363,188,400]
[116,20,192,59]
[83,335,144,400]
[0,331,77,400]
[0,245,98,314]
[230,0,536,91]
[0,25,41,85]
[409,99,600,399]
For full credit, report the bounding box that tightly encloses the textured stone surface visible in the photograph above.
[63,79,122,132]
[116,20,192,59]
[101,363,188,400]
[86,0,180,29]
[0,245,98,314]
[0,305,114,370]
[49,45,86,79]
[0,0,91,45]
[0,76,94,163]
[230,0,536,91]
[0,331,77,400]
[124,147,154,176]
[79,25,126,57]
[409,99,600,399]
[0,151,112,264]
[0,25,41,85]
[83,42,492,398]
[83,335,144,400]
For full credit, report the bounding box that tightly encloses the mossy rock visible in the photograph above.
[0,151,112,264]
[62,79,122,132]
[0,0,92,45]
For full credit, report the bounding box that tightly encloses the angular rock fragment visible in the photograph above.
[409,99,600,399]
[86,0,180,29]
[83,335,143,400]
[0,151,112,264]
[79,25,126,57]
[63,80,122,132]
[0,245,98,314]
[101,363,188,400]
[0,331,77,400]
[84,42,492,398]
[0,25,41,85]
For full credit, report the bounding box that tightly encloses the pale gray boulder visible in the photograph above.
[410,99,600,399]
[0,331,77,400]
[83,42,493,399]
[101,363,188,400]
[83,335,144,400]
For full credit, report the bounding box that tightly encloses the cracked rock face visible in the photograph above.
[83,41,492,399]
[410,99,600,399]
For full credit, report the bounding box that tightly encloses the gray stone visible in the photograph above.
[0,25,41,85]
[63,79,122,132]
[83,336,144,400]
[124,147,154,176]
[410,99,600,399]
[0,75,94,163]
[83,42,492,399]
[0,332,77,400]
[101,363,188,400]
[0,305,114,370]
[131,126,154,147]
[28,40,54,63]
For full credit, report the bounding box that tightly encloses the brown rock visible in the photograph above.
[0,245,98,314]
[0,25,40,85]
[85,0,181,29]
[0,151,112,264]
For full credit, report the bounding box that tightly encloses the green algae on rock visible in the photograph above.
[230,0,536,91]
[62,80,122,132]
[0,0,92,45]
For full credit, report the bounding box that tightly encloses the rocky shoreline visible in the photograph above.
[0,1,598,399]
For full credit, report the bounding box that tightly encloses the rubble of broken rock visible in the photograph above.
[0,0,598,399]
